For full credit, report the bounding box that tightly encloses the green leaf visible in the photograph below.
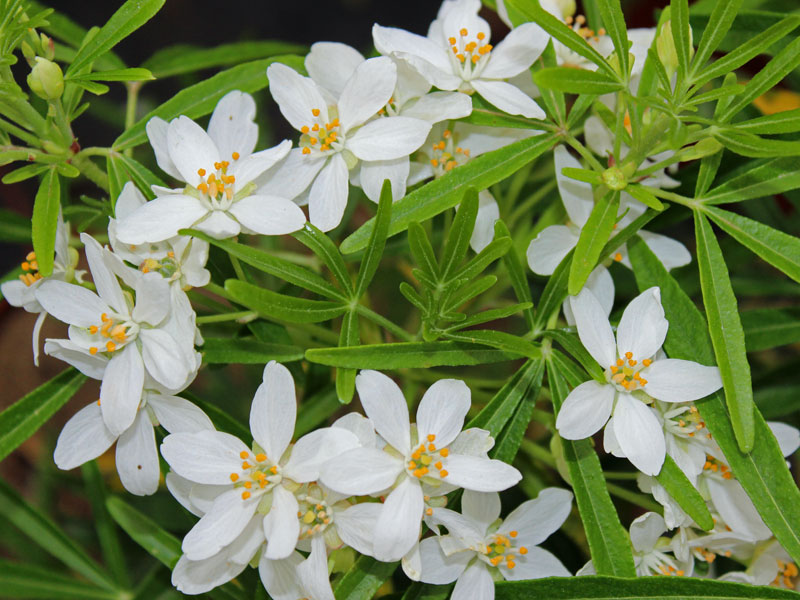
[690,0,744,75]
[0,560,120,599]
[0,478,116,590]
[0,368,86,463]
[694,211,754,452]
[546,360,636,577]
[490,360,545,463]
[69,79,110,95]
[184,229,345,300]
[333,555,396,600]
[451,233,512,283]
[738,108,800,134]
[105,496,180,568]
[296,387,341,437]
[336,311,360,404]
[534,41,566,123]
[143,40,307,78]
[201,338,303,363]
[464,93,546,129]
[629,237,800,565]
[340,133,558,254]
[534,67,624,94]
[670,0,691,84]
[705,205,800,283]
[0,208,31,242]
[354,180,392,298]
[445,303,533,333]
[742,308,800,351]
[443,330,541,360]
[712,129,800,158]
[546,330,605,382]
[755,385,800,419]
[655,455,714,530]
[408,222,439,280]
[68,67,154,82]
[468,359,542,437]
[114,152,167,200]
[306,341,521,369]
[114,55,304,150]
[568,190,620,295]
[496,221,535,331]
[2,163,49,184]
[294,223,353,296]
[699,157,800,204]
[106,154,125,210]
[624,184,665,211]
[494,575,800,598]
[225,280,347,324]
[31,168,60,277]
[595,0,630,77]
[65,0,165,76]
[182,392,250,441]
[441,188,478,280]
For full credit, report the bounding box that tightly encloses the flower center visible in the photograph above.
[195,152,240,209]
[19,251,43,286]
[139,250,180,282]
[297,494,332,539]
[87,312,138,355]
[406,434,450,480]
[447,28,492,79]
[481,531,527,570]
[639,546,685,577]
[692,545,730,565]
[229,449,281,500]
[607,352,650,391]
[702,454,732,480]
[564,14,606,43]
[428,129,470,176]
[774,560,798,588]
[300,107,341,156]
[664,404,710,440]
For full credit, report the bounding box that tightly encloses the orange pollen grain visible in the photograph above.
[460,28,468,36]
[519,547,528,555]
[230,473,239,482]
[106,341,116,352]
[509,530,518,537]
[256,453,266,462]
[90,347,98,355]
[242,461,251,469]
[312,108,320,116]
[440,448,449,457]
[240,451,249,459]
[439,469,449,477]
[426,508,433,516]
[232,152,240,160]
[242,491,251,500]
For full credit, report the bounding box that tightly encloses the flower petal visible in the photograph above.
[228,194,306,235]
[114,194,208,245]
[81,233,128,315]
[147,393,214,433]
[139,328,191,391]
[207,91,258,160]
[481,22,548,79]
[358,157,409,203]
[258,551,304,600]
[355,370,411,455]
[706,478,772,541]
[308,153,349,232]
[267,63,329,131]
[167,116,221,187]
[442,454,521,492]
[131,272,170,325]
[100,344,144,436]
[451,561,494,600]
[584,115,613,156]
[638,230,691,271]
[554,145,594,226]
[194,210,241,239]
[374,476,424,561]
[373,24,453,75]
[629,511,666,553]
[35,280,108,327]
[172,552,248,595]
[228,140,292,188]
[469,190,499,253]
[347,116,431,161]
[283,427,360,483]
[335,502,382,556]
[470,78,545,119]
[296,534,334,600]
[555,380,615,440]
[499,545,570,580]
[642,359,722,402]
[54,402,116,470]
[43,339,108,379]
[161,430,249,484]
[526,225,579,276]
[250,361,296,463]
[263,484,300,559]
[569,287,617,367]
[146,117,182,180]
[182,488,259,560]
[616,286,668,361]
[338,56,396,132]
[416,378,471,449]
[116,409,159,496]
[401,91,473,122]
[462,490,501,532]
[613,394,666,476]
[768,421,800,458]
[306,42,365,98]
[256,147,326,200]
[319,446,403,495]
[500,488,573,547]
[418,537,471,584]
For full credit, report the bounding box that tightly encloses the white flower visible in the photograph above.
[115,91,306,243]
[304,41,472,205]
[417,488,572,600]
[161,361,359,567]
[109,182,211,289]
[555,286,723,475]
[714,538,797,588]
[628,512,693,577]
[373,0,549,119]
[2,214,82,365]
[263,58,431,231]
[35,233,198,436]
[319,371,521,562]
[54,391,212,496]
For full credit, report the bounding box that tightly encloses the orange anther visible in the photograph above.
[106,341,116,352]
[101,313,108,322]
[426,507,433,516]
[625,352,633,359]
[26,251,36,261]
[507,561,516,569]
[243,481,252,489]
[428,444,436,451]
[232,152,240,160]
[270,465,278,474]
[89,325,98,334]
[643,359,652,366]
[255,453,266,462]
[242,491,251,500]
[312,108,320,116]
[439,469,448,477]
[628,359,637,366]
[302,147,311,155]
[448,36,456,44]
[90,347,98,355]
[519,547,528,554]
[240,451,249,459]
[21,261,30,271]
[230,473,239,482]
[460,28,467,36]
[440,448,449,457]
[242,462,251,469]
[509,531,518,538]
[197,168,206,176]
[477,32,485,40]
[434,461,443,470]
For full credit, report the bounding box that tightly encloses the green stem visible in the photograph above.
[520,439,556,468]
[564,134,605,172]
[647,186,698,209]
[507,178,557,230]
[123,82,141,158]
[229,254,247,281]
[71,154,109,191]
[78,146,112,158]
[355,305,414,342]
[196,310,257,324]
[606,482,663,513]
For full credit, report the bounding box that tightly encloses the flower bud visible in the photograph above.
[40,33,55,61]
[27,57,63,100]
[602,166,627,191]
[21,41,35,64]
[656,21,678,77]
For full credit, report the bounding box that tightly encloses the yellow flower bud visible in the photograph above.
[27,57,63,100]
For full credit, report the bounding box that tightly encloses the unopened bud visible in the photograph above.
[27,57,63,100]
[21,40,35,64]
[602,166,627,191]
[40,33,55,60]
[656,21,678,77]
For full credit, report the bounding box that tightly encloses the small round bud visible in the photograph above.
[602,167,627,191]
[27,57,63,100]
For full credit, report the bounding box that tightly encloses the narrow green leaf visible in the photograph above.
[670,0,691,83]
[546,330,605,382]
[451,233,512,283]
[546,360,636,577]
[225,279,347,324]
[490,360,545,463]
[691,0,744,74]
[441,188,478,280]
[738,108,800,134]
[0,208,32,243]
[0,368,86,463]
[115,153,167,199]
[306,341,521,369]
[0,479,116,590]
[468,359,541,437]
[445,303,533,333]
[705,205,800,283]
[201,338,303,363]
[69,79,110,95]
[114,55,304,150]
[143,40,307,78]
[184,229,345,300]
[535,41,566,123]
[182,392,250,441]
[700,157,800,205]
[333,555,396,600]
[596,0,630,76]
[0,560,119,600]
[443,330,541,360]
[355,180,392,298]
[655,455,714,531]
[464,93,545,129]
[31,168,60,277]
[534,67,624,94]
[712,129,800,158]
[629,237,800,564]
[106,154,125,210]
[494,575,800,598]
[496,221,535,331]
[68,67,154,82]
[694,211,754,452]
[294,223,353,296]
[568,190,620,295]
[408,222,439,280]
[741,308,800,351]
[337,311,360,404]
[2,163,49,184]
[755,385,800,419]
[340,133,558,254]
[624,184,665,211]
[105,496,180,568]
[66,0,165,76]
